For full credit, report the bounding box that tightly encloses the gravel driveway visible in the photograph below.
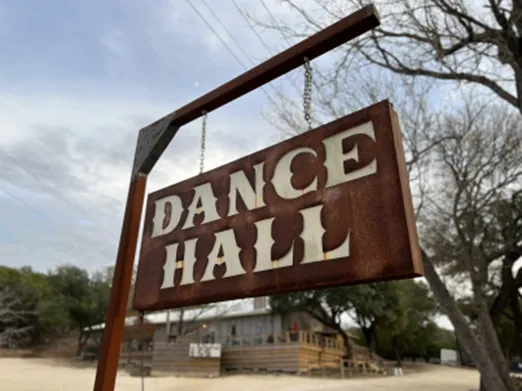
[1,358,479,391]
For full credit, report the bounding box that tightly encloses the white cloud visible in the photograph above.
[101,29,129,58]
[0,84,278,272]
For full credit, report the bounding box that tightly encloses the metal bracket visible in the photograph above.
[132,112,179,178]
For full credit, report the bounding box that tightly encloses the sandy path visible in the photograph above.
[0,358,479,391]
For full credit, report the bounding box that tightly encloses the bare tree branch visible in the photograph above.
[252,0,522,112]
[0,288,32,348]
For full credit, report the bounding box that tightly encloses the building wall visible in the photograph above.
[212,313,282,340]
[253,296,268,310]
[281,311,327,332]
[153,313,283,344]
[152,311,339,345]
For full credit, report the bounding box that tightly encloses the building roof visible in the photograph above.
[86,299,270,331]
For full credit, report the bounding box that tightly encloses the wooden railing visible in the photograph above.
[351,343,371,360]
[220,331,344,353]
[307,358,388,377]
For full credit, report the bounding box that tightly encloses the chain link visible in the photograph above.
[200,110,207,174]
[303,57,313,131]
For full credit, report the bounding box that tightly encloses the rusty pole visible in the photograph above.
[93,175,147,391]
[93,5,380,391]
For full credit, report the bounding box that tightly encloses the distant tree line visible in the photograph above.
[270,279,457,366]
[0,264,113,355]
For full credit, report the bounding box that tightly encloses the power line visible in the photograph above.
[184,0,288,110]
[0,148,119,238]
[0,184,115,263]
[229,0,315,106]
[198,0,301,107]
[257,0,334,115]
[259,0,294,46]
[230,0,274,54]
[228,0,307,104]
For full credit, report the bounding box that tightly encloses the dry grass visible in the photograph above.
[0,358,480,391]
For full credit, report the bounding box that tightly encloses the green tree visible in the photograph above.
[375,280,438,366]
[47,265,110,355]
[270,280,436,359]
[0,266,57,346]
[270,288,353,354]
[340,283,402,352]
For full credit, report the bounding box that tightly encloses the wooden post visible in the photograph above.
[340,358,345,379]
[93,175,147,391]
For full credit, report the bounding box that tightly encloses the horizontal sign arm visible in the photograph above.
[132,4,380,177]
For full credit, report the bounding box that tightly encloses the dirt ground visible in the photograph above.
[1,358,479,391]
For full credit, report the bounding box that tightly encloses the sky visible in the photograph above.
[2,1,519,332]
[0,0,311,273]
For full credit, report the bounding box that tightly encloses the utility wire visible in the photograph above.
[260,0,294,46]
[230,0,273,53]
[184,0,291,110]
[258,0,334,115]
[198,0,301,109]
[229,0,303,97]
[0,184,115,263]
[0,148,119,238]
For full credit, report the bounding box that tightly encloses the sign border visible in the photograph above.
[133,100,423,311]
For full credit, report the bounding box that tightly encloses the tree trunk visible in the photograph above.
[76,331,83,358]
[76,330,90,358]
[510,290,522,359]
[339,330,351,358]
[455,333,465,366]
[473,277,515,391]
[507,256,522,360]
[421,250,514,391]
[490,285,511,326]
[392,336,402,368]
[491,256,522,326]
[479,378,486,391]
[361,325,374,352]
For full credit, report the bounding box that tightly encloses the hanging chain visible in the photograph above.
[303,57,313,131]
[139,310,145,391]
[200,110,207,175]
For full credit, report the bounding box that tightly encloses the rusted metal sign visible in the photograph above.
[133,100,423,311]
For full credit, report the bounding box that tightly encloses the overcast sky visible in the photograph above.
[0,0,315,273]
[0,0,467,330]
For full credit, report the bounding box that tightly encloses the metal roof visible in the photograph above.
[86,299,270,331]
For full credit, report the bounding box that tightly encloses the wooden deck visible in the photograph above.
[221,331,344,373]
[144,331,380,376]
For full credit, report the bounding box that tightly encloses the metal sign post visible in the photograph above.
[93,6,380,390]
